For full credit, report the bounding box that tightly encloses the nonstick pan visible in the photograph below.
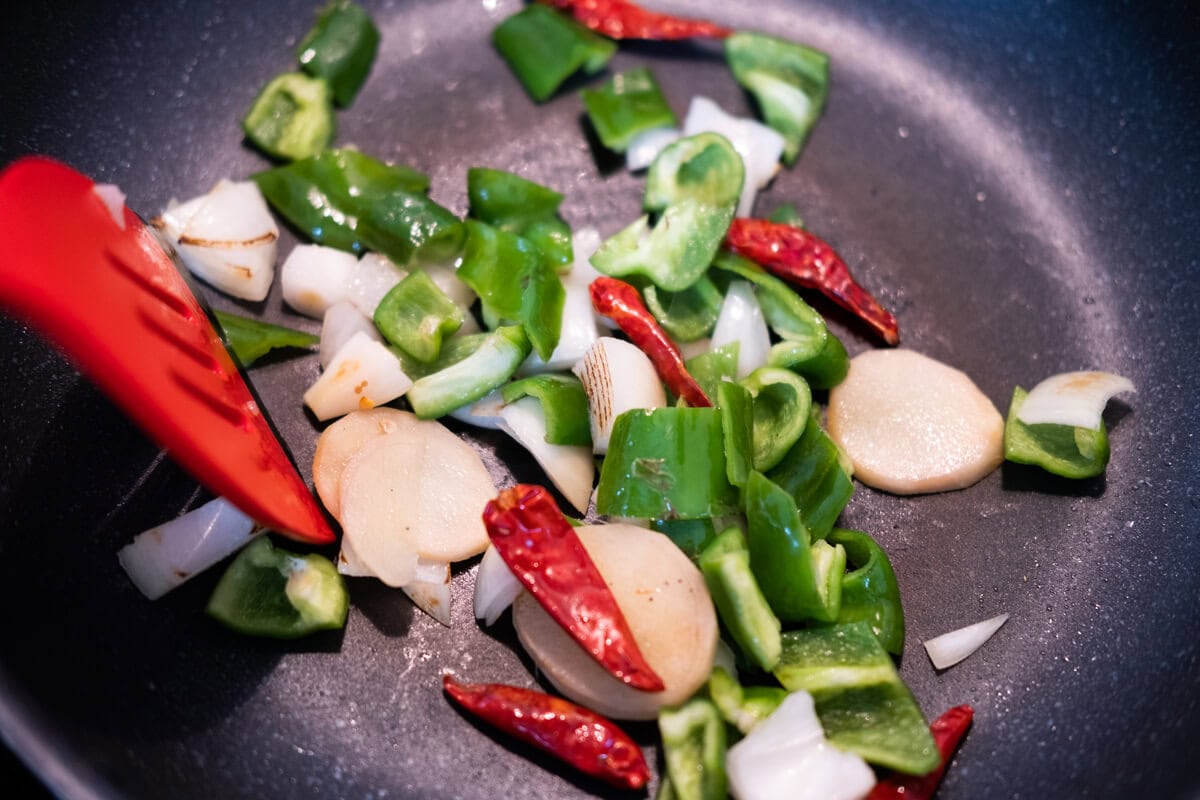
[1,1,1198,798]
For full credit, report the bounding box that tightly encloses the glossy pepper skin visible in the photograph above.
[539,0,732,40]
[867,705,974,800]
[826,528,905,656]
[482,484,665,691]
[725,218,900,346]
[589,277,712,407]
[442,675,650,790]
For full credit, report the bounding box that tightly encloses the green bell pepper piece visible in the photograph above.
[644,133,744,211]
[717,381,754,489]
[406,326,531,419]
[699,528,783,672]
[501,374,591,446]
[766,203,805,227]
[592,200,734,292]
[206,537,348,638]
[597,407,739,520]
[824,528,905,656]
[765,409,854,541]
[253,148,429,253]
[774,622,939,774]
[708,667,787,735]
[658,698,727,800]
[650,518,718,560]
[1004,386,1111,478]
[467,167,572,271]
[242,72,335,162]
[725,32,829,164]
[712,251,827,353]
[457,220,565,361]
[741,367,812,473]
[642,276,724,342]
[768,331,849,390]
[373,270,464,363]
[390,331,484,381]
[492,4,616,102]
[684,342,739,405]
[744,471,843,622]
[582,67,677,153]
[355,189,465,266]
[213,310,317,367]
[297,0,380,106]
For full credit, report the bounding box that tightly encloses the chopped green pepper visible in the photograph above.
[741,367,812,473]
[582,67,677,153]
[597,407,739,520]
[213,310,317,367]
[699,528,782,672]
[390,331,485,381]
[658,698,727,800]
[501,374,591,446]
[824,528,905,656]
[355,188,466,266]
[467,167,572,271]
[717,380,753,489]
[406,325,531,419]
[744,470,843,623]
[373,270,464,363]
[492,4,616,102]
[767,330,849,390]
[707,667,786,735]
[242,72,336,162]
[724,32,829,164]
[1004,386,1111,478]
[206,537,348,638]
[765,409,854,541]
[650,518,718,560]
[297,0,380,106]
[711,251,827,353]
[766,203,804,227]
[644,132,744,211]
[685,342,739,406]
[774,622,939,774]
[642,276,724,343]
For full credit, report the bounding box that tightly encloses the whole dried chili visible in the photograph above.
[724,218,901,346]
[442,674,650,790]
[867,704,974,800]
[539,0,732,40]
[482,484,665,691]
[589,276,712,407]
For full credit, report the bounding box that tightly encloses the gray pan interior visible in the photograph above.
[1,0,1198,797]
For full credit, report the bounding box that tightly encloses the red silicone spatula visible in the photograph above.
[0,156,333,544]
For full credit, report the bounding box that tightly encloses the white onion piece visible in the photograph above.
[447,388,507,430]
[173,180,279,302]
[678,337,714,362]
[93,184,127,229]
[498,396,595,513]
[281,244,358,318]
[626,126,682,171]
[419,262,477,310]
[1015,371,1135,430]
[319,301,381,370]
[726,691,876,800]
[403,559,452,627]
[684,96,786,218]
[520,268,599,374]
[347,253,406,317]
[155,195,206,240]
[574,337,667,454]
[473,545,523,627]
[303,331,412,421]
[924,613,1010,670]
[711,281,771,379]
[713,639,739,680]
[567,228,621,333]
[118,497,258,600]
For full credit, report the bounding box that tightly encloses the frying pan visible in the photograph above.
[2,1,1198,797]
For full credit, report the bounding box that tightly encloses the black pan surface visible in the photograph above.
[2,1,1198,798]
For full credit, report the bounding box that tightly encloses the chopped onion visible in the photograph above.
[281,244,358,318]
[347,253,406,317]
[446,387,506,430]
[92,183,127,229]
[403,558,452,627]
[419,262,477,310]
[520,267,599,374]
[303,331,412,421]
[923,613,1010,670]
[683,96,786,218]
[573,337,667,454]
[498,396,595,513]
[1015,371,1134,430]
[118,497,258,600]
[711,281,771,379]
[626,126,682,171]
[473,545,523,626]
[319,301,382,369]
[726,691,876,800]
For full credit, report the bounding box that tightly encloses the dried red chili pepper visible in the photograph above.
[539,0,732,40]
[724,217,901,346]
[443,674,651,790]
[482,484,665,692]
[589,276,712,408]
[867,704,974,800]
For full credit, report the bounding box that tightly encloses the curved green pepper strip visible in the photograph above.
[767,330,849,390]
[373,270,464,363]
[356,189,465,267]
[741,367,812,473]
[743,470,843,623]
[296,0,380,107]
[699,528,782,672]
[684,342,739,404]
[501,374,591,446]
[644,132,744,211]
[213,310,317,367]
[708,667,787,735]
[406,326,531,419]
[467,167,572,271]
[642,276,724,342]
[1004,386,1110,478]
[825,528,905,656]
[717,380,753,489]
[711,251,827,354]
[242,73,335,162]
[658,698,727,800]
[765,408,854,541]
